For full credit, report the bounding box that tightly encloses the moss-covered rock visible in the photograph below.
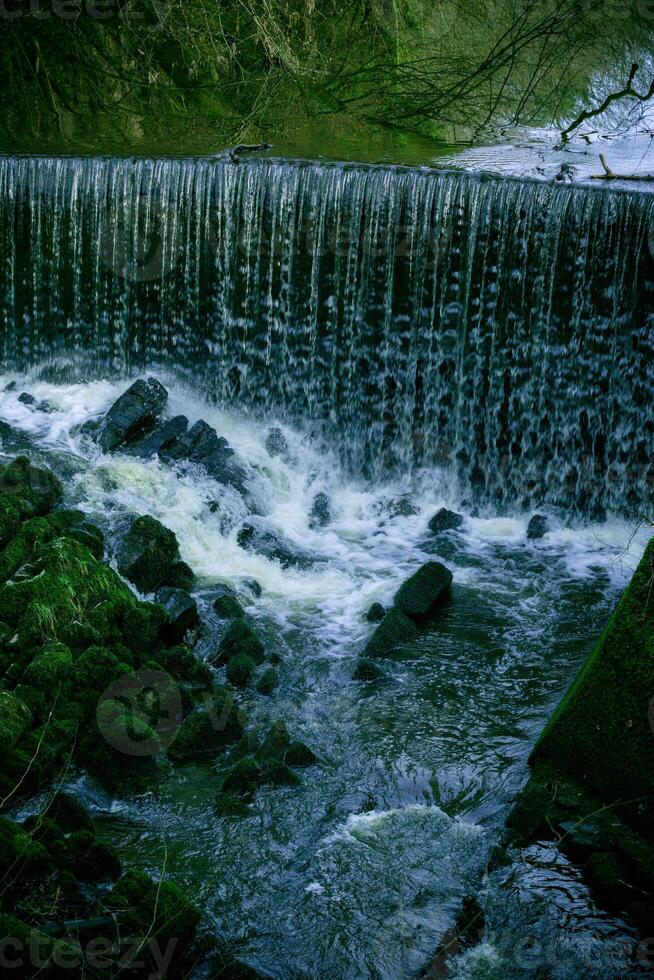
[0,690,32,753]
[226,653,256,687]
[393,560,453,620]
[0,456,63,517]
[68,830,122,882]
[255,667,279,695]
[168,687,243,763]
[222,756,261,796]
[213,618,265,666]
[108,868,200,954]
[115,514,180,594]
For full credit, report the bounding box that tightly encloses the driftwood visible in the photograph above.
[590,154,654,182]
[228,142,273,162]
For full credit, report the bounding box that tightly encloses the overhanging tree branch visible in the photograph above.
[561,62,654,142]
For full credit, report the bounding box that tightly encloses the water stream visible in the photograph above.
[1,155,653,977]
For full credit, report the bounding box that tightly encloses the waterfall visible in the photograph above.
[0,155,652,516]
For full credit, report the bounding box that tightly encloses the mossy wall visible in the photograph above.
[531,538,654,835]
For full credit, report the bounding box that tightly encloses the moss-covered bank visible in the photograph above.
[508,539,654,934]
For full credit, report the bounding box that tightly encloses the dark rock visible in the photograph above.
[213,618,265,666]
[256,667,279,695]
[49,793,94,834]
[394,561,452,620]
[353,657,385,681]
[116,515,180,594]
[3,381,17,393]
[428,508,464,534]
[54,510,105,560]
[36,399,58,414]
[97,377,168,452]
[309,492,332,529]
[389,497,418,518]
[527,514,549,540]
[69,831,122,882]
[162,419,248,492]
[558,820,612,860]
[126,415,188,458]
[18,392,36,406]
[366,602,386,623]
[265,427,288,458]
[286,741,317,767]
[109,869,200,957]
[364,607,417,658]
[237,522,313,569]
[154,587,199,643]
[585,851,631,904]
[260,761,300,787]
[162,560,195,591]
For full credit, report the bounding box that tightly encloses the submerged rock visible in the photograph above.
[364,607,417,657]
[226,653,257,687]
[353,657,385,681]
[168,687,243,763]
[394,561,453,620]
[115,515,180,594]
[428,508,464,534]
[154,587,199,643]
[96,377,168,452]
[527,514,549,539]
[309,491,332,529]
[36,399,58,414]
[237,522,313,569]
[256,667,279,695]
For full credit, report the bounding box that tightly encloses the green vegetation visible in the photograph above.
[0,1,651,154]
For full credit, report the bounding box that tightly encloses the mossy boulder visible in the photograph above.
[108,869,200,954]
[96,377,168,453]
[0,456,63,517]
[213,618,265,666]
[531,539,654,836]
[0,817,51,881]
[255,667,279,695]
[226,654,257,688]
[353,657,385,681]
[68,830,122,882]
[154,587,199,643]
[168,687,243,763]
[213,586,245,620]
[115,514,180,594]
[222,756,262,796]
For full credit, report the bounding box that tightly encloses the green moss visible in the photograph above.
[0,689,32,753]
[222,756,261,796]
[532,540,654,836]
[0,457,62,517]
[0,817,51,881]
[22,642,73,691]
[168,687,243,763]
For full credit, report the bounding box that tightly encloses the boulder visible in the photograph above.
[96,378,168,452]
[255,667,279,695]
[527,514,549,540]
[162,559,195,591]
[36,399,58,414]
[428,508,464,534]
[126,415,188,458]
[0,690,32,753]
[364,607,417,658]
[222,756,261,795]
[154,587,199,643]
[309,492,332,529]
[168,687,243,763]
[213,618,265,666]
[116,515,180,594]
[213,585,245,620]
[108,869,200,957]
[365,602,386,623]
[162,419,248,492]
[18,392,36,406]
[394,561,452,620]
[265,427,288,458]
[237,523,313,569]
[226,654,257,687]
